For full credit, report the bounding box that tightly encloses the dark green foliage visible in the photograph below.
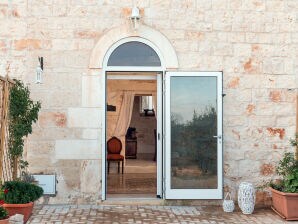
[290,134,298,160]
[0,207,8,220]
[2,181,43,204]
[271,152,298,193]
[171,107,217,174]
[19,160,36,183]
[20,172,36,183]
[290,134,298,147]
[8,79,41,167]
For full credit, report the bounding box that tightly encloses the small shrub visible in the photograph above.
[270,152,298,193]
[20,172,36,184]
[2,181,43,204]
[0,207,8,220]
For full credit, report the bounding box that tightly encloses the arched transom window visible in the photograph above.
[107,41,161,67]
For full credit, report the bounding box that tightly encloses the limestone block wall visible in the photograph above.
[0,0,297,204]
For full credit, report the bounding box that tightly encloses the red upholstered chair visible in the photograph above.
[107,137,124,174]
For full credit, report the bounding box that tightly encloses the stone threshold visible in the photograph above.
[98,200,164,206]
[98,195,225,206]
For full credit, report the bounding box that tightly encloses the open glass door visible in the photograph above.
[164,72,223,199]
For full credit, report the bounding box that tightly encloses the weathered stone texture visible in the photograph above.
[0,0,296,205]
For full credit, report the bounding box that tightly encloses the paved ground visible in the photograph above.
[27,205,296,224]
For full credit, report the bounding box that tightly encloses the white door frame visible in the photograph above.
[101,37,166,200]
[164,71,223,199]
[103,72,164,200]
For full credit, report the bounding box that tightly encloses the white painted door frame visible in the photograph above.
[156,73,163,197]
[101,36,166,200]
[164,71,223,199]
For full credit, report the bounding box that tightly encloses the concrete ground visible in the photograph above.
[27,204,295,224]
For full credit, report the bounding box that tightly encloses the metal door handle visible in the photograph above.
[213,135,222,139]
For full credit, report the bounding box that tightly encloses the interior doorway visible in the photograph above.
[106,72,162,198]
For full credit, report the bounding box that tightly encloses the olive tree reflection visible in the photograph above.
[171,106,217,189]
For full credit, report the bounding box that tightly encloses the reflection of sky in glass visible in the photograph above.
[108,41,161,66]
[171,77,217,123]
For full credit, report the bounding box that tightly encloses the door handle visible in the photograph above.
[213,135,222,139]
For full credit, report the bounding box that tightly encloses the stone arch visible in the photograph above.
[89,24,179,69]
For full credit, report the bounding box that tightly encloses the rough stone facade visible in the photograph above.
[0,0,297,205]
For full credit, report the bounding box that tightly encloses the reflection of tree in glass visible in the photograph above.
[171,106,217,175]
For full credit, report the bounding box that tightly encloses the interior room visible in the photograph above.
[106,72,157,197]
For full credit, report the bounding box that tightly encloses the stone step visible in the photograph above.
[98,197,225,206]
[98,198,164,206]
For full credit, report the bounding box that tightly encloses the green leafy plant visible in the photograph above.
[0,188,4,204]
[270,150,298,193]
[290,134,298,147]
[290,134,298,160]
[2,181,43,204]
[20,172,36,183]
[8,79,41,179]
[19,160,36,183]
[0,207,8,220]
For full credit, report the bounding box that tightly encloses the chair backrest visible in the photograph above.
[107,137,122,154]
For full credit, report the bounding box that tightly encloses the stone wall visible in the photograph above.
[0,0,297,204]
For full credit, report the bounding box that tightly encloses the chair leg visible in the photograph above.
[108,161,110,174]
[118,161,120,173]
[122,160,124,174]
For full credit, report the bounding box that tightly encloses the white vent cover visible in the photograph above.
[33,175,56,195]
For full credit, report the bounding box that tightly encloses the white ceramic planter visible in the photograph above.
[238,182,256,214]
[223,192,235,212]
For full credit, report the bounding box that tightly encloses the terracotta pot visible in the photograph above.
[2,202,33,223]
[270,187,298,221]
[0,217,9,224]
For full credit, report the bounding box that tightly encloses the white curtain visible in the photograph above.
[113,91,135,138]
[152,92,157,119]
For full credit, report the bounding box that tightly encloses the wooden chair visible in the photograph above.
[107,136,124,174]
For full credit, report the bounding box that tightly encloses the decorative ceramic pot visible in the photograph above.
[3,202,33,223]
[223,192,235,212]
[270,187,298,221]
[238,182,255,214]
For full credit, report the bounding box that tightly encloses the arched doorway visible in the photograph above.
[92,25,223,201]
[103,37,164,200]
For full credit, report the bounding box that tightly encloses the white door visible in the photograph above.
[156,73,163,197]
[164,72,223,199]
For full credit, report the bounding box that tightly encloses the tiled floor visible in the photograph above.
[28,205,293,224]
[107,158,157,195]
[107,173,157,194]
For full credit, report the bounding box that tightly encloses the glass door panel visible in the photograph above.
[164,72,223,199]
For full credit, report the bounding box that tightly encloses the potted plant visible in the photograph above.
[8,79,41,179]
[1,181,43,223]
[0,207,9,224]
[269,135,298,220]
